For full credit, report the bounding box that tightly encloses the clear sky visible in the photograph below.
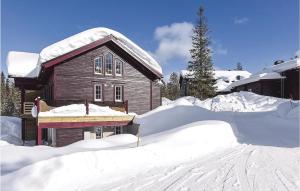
[1,0,299,78]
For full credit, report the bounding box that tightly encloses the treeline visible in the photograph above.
[1,72,21,116]
[160,72,181,100]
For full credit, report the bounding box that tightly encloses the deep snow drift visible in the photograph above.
[1,92,299,191]
[39,103,131,117]
[0,116,22,145]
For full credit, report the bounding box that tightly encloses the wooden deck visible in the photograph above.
[36,98,135,145]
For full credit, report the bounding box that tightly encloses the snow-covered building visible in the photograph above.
[7,27,163,146]
[179,70,251,96]
[229,58,300,100]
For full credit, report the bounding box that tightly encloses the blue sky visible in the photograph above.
[1,0,299,78]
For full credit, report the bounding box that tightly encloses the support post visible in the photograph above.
[85,99,89,115]
[35,97,41,145]
[125,100,128,114]
[135,123,140,147]
[37,126,42,145]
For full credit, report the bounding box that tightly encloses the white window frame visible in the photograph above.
[94,84,103,102]
[115,59,123,76]
[115,126,122,135]
[114,85,123,102]
[105,52,113,75]
[94,56,103,74]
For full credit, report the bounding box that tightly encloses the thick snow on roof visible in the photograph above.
[7,51,40,78]
[180,70,251,92]
[228,58,300,89]
[39,104,133,117]
[229,72,284,89]
[261,57,300,73]
[39,27,162,75]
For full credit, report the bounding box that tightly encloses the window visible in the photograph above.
[94,84,103,101]
[105,53,113,75]
[95,127,103,139]
[94,57,103,74]
[115,126,122,135]
[115,59,123,76]
[115,85,123,102]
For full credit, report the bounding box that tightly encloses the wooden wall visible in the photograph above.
[53,45,161,114]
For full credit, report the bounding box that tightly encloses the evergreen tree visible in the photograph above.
[166,72,180,100]
[187,6,216,99]
[1,72,21,116]
[236,62,243,70]
[160,79,168,98]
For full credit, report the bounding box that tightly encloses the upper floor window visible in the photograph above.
[94,57,103,74]
[105,53,113,75]
[115,59,123,76]
[115,85,123,102]
[94,84,103,101]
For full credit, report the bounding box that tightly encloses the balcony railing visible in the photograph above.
[23,102,35,115]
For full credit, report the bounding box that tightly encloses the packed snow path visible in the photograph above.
[90,145,300,191]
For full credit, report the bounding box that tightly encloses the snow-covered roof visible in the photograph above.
[228,58,300,89]
[7,27,162,78]
[228,72,284,90]
[180,70,251,92]
[261,58,300,73]
[7,51,40,78]
[39,27,162,75]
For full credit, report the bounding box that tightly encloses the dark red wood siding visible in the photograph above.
[53,45,161,114]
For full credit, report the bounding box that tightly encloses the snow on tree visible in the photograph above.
[1,72,21,116]
[187,6,216,99]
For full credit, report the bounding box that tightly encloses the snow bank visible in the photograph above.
[7,51,40,78]
[39,104,131,117]
[0,116,22,145]
[68,134,138,149]
[39,27,162,75]
[2,120,237,191]
[162,97,172,105]
[200,91,289,112]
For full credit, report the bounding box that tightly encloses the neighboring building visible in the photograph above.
[229,58,300,100]
[179,70,251,96]
[7,28,163,146]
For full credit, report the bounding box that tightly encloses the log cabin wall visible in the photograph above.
[53,45,160,114]
[282,69,299,100]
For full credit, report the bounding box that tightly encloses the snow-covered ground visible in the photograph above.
[1,92,299,191]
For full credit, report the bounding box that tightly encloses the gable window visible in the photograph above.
[114,85,123,102]
[115,59,123,76]
[105,53,113,75]
[94,57,103,74]
[94,84,103,101]
[115,126,122,135]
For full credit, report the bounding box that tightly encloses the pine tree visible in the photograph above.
[236,62,243,70]
[187,6,216,99]
[0,73,21,116]
[160,79,168,98]
[167,72,180,100]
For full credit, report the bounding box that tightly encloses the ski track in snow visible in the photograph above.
[92,145,300,191]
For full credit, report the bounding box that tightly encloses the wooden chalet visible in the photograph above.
[230,58,300,100]
[7,28,163,146]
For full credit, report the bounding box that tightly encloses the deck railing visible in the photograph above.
[23,102,35,114]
